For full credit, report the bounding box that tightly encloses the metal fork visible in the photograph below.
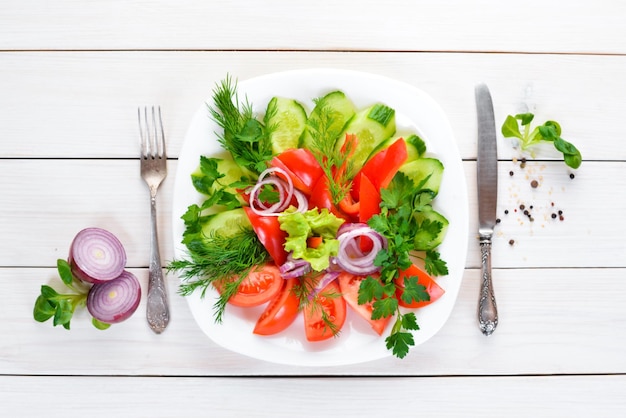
[138,106,170,334]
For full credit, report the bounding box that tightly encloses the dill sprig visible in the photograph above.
[294,273,343,338]
[207,75,274,174]
[168,228,270,322]
[307,98,356,204]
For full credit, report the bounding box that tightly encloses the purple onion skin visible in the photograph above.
[69,227,127,284]
[87,271,141,324]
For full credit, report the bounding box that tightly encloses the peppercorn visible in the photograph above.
[530,180,539,188]
[569,173,575,179]
[509,239,515,245]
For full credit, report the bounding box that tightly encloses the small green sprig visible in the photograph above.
[33,259,110,330]
[501,113,582,169]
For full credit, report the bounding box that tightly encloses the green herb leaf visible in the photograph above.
[358,276,384,304]
[401,312,419,331]
[400,277,430,305]
[385,329,415,359]
[501,115,523,140]
[371,297,398,320]
[92,318,111,330]
[57,259,73,286]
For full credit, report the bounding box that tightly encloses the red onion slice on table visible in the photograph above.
[69,227,127,283]
[87,270,141,324]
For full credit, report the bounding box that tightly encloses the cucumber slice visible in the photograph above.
[191,157,252,202]
[202,208,251,238]
[404,134,427,161]
[398,157,444,195]
[336,103,396,171]
[413,209,449,251]
[302,90,356,150]
[265,97,307,155]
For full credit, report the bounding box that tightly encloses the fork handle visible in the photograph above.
[147,194,169,334]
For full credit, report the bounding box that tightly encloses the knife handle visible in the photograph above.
[478,236,498,335]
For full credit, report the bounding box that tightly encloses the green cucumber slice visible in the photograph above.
[336,103,396,171]
[302,90,356,150]
[202,208,251,238]
[265,97,307,155]
[398,157,444,195]
[413,209,449,251]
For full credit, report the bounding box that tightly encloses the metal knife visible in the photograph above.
[475,84,499,336]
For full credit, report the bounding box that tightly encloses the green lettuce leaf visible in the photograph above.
[278,207,344,271]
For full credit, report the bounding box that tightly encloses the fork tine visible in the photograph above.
[138,106,148,158]
[138,106,167,159]
[156,106,166,159]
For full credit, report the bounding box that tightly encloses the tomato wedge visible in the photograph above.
[352,138,408,200]
[269,148,324,195]
[243,207,288,266]
[395,264,445,308]
[304,280,346,342]
[254,278,300,335]
[338,272,391,336]
[219,264,284,308]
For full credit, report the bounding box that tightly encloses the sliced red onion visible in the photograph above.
[249,167,309,216]
[86,270,141,324]
[69,227,127,284]
[335,224,387,276]
[279,258,312,279]
[249,167,294,216]
[307,271,340,301]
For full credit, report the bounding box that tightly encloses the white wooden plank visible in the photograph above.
[1,52,625,161]
[0,375,624,418]
[3,267,625,376]
[1,159,623,269]
[1,0,626,54]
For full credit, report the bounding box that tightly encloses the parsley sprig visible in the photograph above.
[362,171,449,358]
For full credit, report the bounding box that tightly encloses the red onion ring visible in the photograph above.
[249,167,293,216]
[86,270,141,324]
[69,227,127,284]
[335,224,387,276]
[249,167,308,215]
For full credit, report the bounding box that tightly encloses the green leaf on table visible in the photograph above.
[92,318,111,330]
[501,113,581,169]
[57,259,73,286]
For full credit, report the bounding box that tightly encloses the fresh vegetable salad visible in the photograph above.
[169,75,450,359]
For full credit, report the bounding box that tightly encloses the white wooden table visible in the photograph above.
[1,1,625,416]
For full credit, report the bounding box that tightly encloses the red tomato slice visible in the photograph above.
[352,138,408,200]
[254,278,300,335]
[337,272,391,336]
[243,207,288,266]
[269,148,324,195]
[395,264,445,308]
[304,280,346,342]
[219,264,284,308]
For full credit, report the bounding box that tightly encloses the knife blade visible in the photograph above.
[475,83,498,336]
